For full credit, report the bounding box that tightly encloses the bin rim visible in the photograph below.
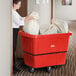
[18,31,72,38]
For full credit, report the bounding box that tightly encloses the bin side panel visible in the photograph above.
[56,52,67,65]
[22,34,70,55]
[32,35,70,54]
[23,52,67,68]
[21,37,37,54]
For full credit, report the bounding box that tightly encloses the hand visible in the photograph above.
[19,26,23,31]
[24,16,34,22]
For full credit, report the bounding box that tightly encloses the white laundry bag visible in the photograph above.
[40,24,57,35]
[52,18,68,33]
[40,18,68,35]
[23,12,40,35]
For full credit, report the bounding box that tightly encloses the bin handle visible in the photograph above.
[68,31,72,35]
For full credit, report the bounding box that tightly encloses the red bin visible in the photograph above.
[19,31,72,72]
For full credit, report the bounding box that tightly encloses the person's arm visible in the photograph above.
[19,26,23,31]
[13,15,24,31]
[19,17,24,31]
[12,11,24,28]
[13,12,23,25]
[24,15,35,23]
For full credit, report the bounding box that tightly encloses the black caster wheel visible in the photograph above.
[54,66,57,69]
[29,67,35,73]
[53,65,62,69]
[46,67,51,73]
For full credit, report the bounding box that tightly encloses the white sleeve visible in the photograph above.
[12,12,24,27]
[19,16,25,26]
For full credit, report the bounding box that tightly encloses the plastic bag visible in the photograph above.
[23,12,40,35]
[52,18,68,33]
[40,24,57,34]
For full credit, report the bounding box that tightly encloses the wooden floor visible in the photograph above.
[13,21,76,76]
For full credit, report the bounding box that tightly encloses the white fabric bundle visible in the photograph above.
[52,18,68,33]
[23,12,40,35]
[40,24,57,35]
[40,18,68,35]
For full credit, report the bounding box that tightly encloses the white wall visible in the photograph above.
[28,0,51,28]
[0,0,11,76]
[55,0,76,20]
[53,0,55,18]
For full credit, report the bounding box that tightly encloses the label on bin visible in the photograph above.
[50,45,55,48]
